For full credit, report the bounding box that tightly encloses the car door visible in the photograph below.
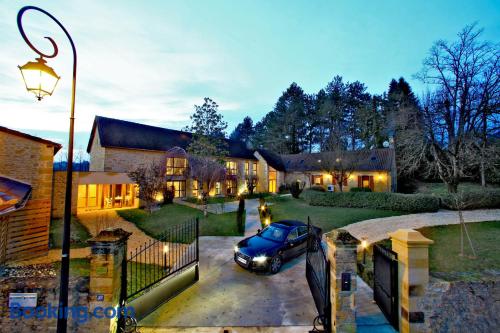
[295,226,309,254]
[284,227,299,259]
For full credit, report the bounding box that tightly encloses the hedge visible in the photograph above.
[302,190,440,213]
[350,187,372,192]
[439,189,500,210]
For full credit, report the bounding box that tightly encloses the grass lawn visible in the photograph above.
[264,196,408,233]
[117,203,244,239]
[418,221,500,281]
[53,258,90,277]
[416,181,499,195]
[49,217,92,249]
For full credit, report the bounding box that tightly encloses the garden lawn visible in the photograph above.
[117,203,244,239]
[418,221,500,281]
[53,258,90,277]
[416,181,499,195]
[265,196,407,232]
[50,217,92,249]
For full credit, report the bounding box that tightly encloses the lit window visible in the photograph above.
[245,161,249,177]
[226,179,237,195]
[192,180,199,197]
[215,182,221,195]
[225,161,237,175]
[166,158,187,176]
[252,162,257,176]
[166,181,186,198]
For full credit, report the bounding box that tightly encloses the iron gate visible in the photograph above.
[306,218,331,332]
[373,244,399,330]
[118,218,199,332]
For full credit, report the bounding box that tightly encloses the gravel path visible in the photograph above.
[344,209,500,244]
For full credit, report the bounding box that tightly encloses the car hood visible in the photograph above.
[237,235,280,257]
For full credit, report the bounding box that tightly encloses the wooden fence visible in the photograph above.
[0,199,51,263]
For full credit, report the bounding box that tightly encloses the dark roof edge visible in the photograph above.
[0,126,62,154]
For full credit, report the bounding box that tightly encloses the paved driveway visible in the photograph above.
[139,236,317,328]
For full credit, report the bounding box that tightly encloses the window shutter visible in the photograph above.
[358,176,362,188]
[369,176,374,191]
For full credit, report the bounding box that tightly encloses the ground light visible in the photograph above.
[361,237,368,264]
[16,6,77,333]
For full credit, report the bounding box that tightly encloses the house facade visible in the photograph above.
[75,116,396,215]
[0,126,61,262]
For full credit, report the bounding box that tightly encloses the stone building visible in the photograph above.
[68,115,396,216]
[0,126,61,262]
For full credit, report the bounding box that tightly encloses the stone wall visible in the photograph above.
[0,130,56,261]
[419,277,500,332]
[104,147,165,173]
[0,131,55,201]
[0,274,103,333]
[89,131,105,172]
[51,171,79,218]
[284,170,392,192]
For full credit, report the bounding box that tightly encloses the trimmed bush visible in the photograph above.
[278,184,289,194]
[303,190,440,213]
[439,189,500,210]
[350,187,372,192]
[310,185,326,192]
[237,198,245,233]
[290,181,305,199]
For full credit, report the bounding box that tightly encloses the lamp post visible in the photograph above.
[17,6,77,333]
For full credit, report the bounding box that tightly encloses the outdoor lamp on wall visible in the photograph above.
[18,57,60,100]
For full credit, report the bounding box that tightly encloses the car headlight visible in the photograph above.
[252,255,268,263]
[234,246,239,253]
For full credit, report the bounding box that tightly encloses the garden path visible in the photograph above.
[344,209,500,244]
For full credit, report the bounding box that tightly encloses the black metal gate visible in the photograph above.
[306,218,331,332]
[118,218,199,332]
[373,244,399,330]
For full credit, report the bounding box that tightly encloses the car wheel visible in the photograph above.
[269,255,282,274]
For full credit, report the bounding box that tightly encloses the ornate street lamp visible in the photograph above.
[17,6,77,333]
[18,57,60,100]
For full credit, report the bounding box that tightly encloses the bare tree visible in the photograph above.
[187,155,226,216]
[319,149,356,192]
[128,161,165,213]
[406,24,500,192]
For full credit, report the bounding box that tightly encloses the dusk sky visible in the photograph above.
[1,0,499,158]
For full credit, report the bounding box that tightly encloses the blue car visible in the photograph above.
[234,220,321,274]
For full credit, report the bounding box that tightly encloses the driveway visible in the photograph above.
[139,236,317,328]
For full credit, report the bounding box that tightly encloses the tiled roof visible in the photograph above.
[87,116,257,160]
[281,149,395,172]
[256,149,286,171]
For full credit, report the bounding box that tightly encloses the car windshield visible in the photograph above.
[259,225,288,242]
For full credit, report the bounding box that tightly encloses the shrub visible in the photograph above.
[439,189,500,210]
[303,190,440,213]
[290,181,305,199]
[278,184,289,194]
[350,187,372,192]
[310,185,326,192]
[237,198,245,233]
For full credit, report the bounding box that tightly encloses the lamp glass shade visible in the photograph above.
[18,57,60,100]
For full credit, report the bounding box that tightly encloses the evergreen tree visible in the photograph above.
[185,97,228,157]
[230,116,255,144]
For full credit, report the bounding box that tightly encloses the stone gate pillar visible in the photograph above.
[389,229,433,333]
[326,229,359,333]
[87,228,131,333]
